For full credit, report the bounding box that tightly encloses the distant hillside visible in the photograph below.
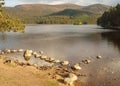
[3,3,110,24]
[83,4,110,14]
[50,9,93,16]
[4,3,83,18]
[4,3,110,17]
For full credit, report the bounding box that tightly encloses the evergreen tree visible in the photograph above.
[97,4,120,29]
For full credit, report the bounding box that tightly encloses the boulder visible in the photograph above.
[23,50,33,61]
[61,61,69,66]
[64,73,78,86]
[72,64,82,70]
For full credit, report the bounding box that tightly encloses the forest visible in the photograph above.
[97,4,120,29]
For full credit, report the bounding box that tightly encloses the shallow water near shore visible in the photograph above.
[0,24,120,86]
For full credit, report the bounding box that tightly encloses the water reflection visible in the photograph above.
[101,31,120,52]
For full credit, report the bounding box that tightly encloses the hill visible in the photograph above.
[4,3,83,18]
[3,3,110,24]
[83,4,110,15]
[49,9,93,16]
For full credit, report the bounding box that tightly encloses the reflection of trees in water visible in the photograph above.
[0,33,7,40]
[101,31,120,51]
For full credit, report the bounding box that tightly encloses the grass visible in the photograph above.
[46,81,59,86]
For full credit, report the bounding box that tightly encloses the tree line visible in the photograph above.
[21,15,99,24]
[97,4,120,29]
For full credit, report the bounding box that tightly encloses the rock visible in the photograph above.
[4,49,11,53]
[44,58,49,62]
[54,59,60,63]
[3,58,16,66]
[23,50,33,61]
[40,55,47,60]
[18,49,24,52]
[72,64,82,70]
[48,57,55,62]
[82,59,91,64]
[3,59,12,64]
[35,54,41,58]
[61,61,69,66]
[39,51,44,54]
[96,55,102,59]
[14,60,19,65]
[18,62,26,66]
[0,51,4,55]
[37,66,51,70]
[32,52,37,56]
[24,62,31,66]
[33,64,38,68]
[64,73,78,86]
[33,52,41,58]
[11,49,17,53]
[54,74,62,80]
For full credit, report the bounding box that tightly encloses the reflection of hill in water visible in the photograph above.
[101,31,120,51]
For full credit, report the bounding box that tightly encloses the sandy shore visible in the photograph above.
[0,55,68,86]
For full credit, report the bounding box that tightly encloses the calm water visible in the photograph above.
[0,25,120,60]
[0,24,120,86]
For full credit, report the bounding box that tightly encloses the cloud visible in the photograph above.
[5,0,120,6]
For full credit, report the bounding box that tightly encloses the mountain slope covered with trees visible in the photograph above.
[4,3,110,24]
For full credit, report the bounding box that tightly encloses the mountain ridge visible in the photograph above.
[4,3,110,17]
[3,3,110,24]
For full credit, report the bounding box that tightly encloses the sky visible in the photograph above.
[4,0,120,7]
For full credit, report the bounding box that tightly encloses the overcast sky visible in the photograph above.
[4,0,120,7]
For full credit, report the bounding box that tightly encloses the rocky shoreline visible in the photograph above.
[0,49,102,86]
